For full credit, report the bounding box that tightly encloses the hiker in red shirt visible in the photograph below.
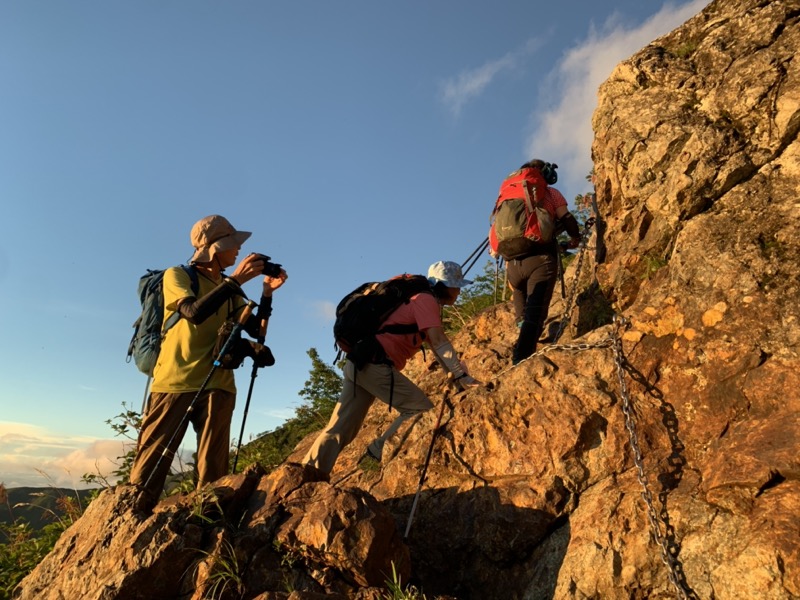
[505,159,582,364]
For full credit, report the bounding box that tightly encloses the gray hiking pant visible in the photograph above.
[303,360,433,475]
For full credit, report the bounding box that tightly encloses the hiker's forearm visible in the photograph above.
[559,212,581,239]
[177,279,242,324]
[241,295,273,339]
[431,340,466,379]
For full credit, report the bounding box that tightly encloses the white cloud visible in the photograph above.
[440,54,516,118]
[439,38,545,118]
[312,300,336,322]
[525,0,710,194]
[0,421,129,489]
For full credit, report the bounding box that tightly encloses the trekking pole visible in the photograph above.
[493,257,499,304]
[461,237,489,277]
[141,375,153,416]
[404,378,458,539]
[143,300,257,492]
[232,317,269,473]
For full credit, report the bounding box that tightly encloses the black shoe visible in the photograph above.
[359,447,381,464]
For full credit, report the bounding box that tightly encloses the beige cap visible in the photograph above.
[189,215,251,263]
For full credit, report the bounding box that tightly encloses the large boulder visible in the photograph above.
[14,464,409,600]
[291,0,800,597]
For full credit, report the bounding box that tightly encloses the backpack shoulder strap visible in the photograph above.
[375,276,432,336]
[162,265,199,334]
[523,180,536,213]
[180,264,200,297]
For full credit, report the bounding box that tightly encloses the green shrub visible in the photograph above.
[232,348,342,474]
[0,486,84,600]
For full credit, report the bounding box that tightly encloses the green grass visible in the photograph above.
[382,562,428,600]
[641,253,668,279]
[674,40,698,58]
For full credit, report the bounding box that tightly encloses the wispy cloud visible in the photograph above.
[525,0,710,193]
[312,300,336,322]
[439,38,545,118]
[440,54,516,118]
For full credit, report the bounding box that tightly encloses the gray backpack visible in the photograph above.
[126,265,199,376]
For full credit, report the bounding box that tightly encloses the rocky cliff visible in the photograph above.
[14,0,799,598]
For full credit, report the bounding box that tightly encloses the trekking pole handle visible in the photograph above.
[213,301,257,367]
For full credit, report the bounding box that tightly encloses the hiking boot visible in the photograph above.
[512,321,540,364]
[131,485,158,514]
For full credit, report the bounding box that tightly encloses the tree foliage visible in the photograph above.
[81,404,141,488]
[442,259,507,334]
[232,348,341,473]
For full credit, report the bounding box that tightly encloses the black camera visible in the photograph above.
[252,253,283,278]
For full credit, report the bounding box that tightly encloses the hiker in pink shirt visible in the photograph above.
[303,261,480,476]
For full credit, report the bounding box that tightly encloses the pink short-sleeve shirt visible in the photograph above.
[376,292,442,370]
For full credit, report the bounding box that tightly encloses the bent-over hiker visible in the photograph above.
[130,214,287,503]
[505,159,581,364]
[303,260,481,477]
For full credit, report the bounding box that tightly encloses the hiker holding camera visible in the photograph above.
[130,214,287,503]
[303,261,481,478]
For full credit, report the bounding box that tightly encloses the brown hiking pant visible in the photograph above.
[129,389,235,498]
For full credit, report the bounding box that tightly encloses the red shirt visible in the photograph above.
[376,292,442,370]
[540,187,568,219]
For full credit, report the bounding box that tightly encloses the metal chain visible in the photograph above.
[611,316,691,600]
[484,221,692,596]
[491,336,613,381]
[553,217,596,343]
[490,313,691,598]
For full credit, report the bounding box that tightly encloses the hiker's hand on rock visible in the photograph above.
[567,237,581,249]
[263,269,288,295]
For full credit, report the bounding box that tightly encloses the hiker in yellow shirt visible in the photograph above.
[130,215,287,504]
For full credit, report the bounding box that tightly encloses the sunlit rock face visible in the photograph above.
[15,1,799,599]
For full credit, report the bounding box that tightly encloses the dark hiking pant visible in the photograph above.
[507,253,558,364]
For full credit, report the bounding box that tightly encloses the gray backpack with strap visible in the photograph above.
[126,265,199,376]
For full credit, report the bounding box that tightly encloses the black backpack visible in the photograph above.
[126,265,199,376]
[334,274,433,368]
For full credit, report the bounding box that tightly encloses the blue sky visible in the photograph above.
[0,0,708,488]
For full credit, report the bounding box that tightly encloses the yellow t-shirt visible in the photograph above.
[150,267,245,393]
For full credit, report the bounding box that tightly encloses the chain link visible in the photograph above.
[492,308,691,597]
[487,218,692,596]
[611,317,692,600]
[491,336,613,381]
[553,217,595,343]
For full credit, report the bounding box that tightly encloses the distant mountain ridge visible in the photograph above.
[1,487,97,531]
